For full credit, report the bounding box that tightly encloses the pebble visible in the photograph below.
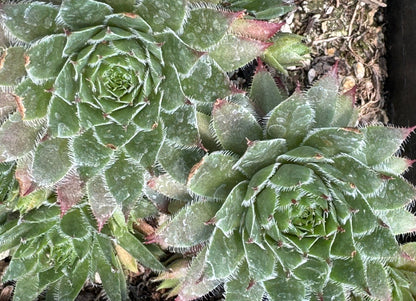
[342,76,356,91]
[308,68,317,84]
[355,62,366,79]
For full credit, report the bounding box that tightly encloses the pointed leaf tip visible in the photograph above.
[330,60,340,77]
[213,98,227,111]
[231,19,284,41]
[404,125,416,139]
[407,158,416,167]
[144,233,158,245]
[255,58,267,73]
[57,171,84,217]
[343,86,358,105]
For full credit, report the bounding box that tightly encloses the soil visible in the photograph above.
[0,0,389,300]
[285,0,388,124]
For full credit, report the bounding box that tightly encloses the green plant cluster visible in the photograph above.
[152,64,416,300]
[0,1,415,301]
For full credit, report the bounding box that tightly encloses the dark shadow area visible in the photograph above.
[386,0,416,244]
[386,0,416,185]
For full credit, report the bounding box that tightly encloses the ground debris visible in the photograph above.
[284,0,388,124]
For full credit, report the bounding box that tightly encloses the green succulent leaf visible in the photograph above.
[263,33,309,74]
[227,0,294,19]
[15,79,53,120]
[330,255,366,290]
[215,181,248,235]
[302,128,363,157]
[188,152,246,200]
[176,247,221,301]
[234,139,286,178]
[32,138,72,186]
[264,266,306,301]
[156,202,221,248]
[181,8,234,50]
[3,2,60,43]
[250,66,287,116]
[58,0,113,29]
[0,47,27,86]
[225,261,265,301]
[206,229,244,279]
[48,96,80,137]
[266,92,314,148]
[27,34,67,81]
[361,126,411,166]
[0,113,42,162]
[210,35,271,72]
[138,0,185,32]
[212,99,263,155]
[87,175,117,230]
[383,208,416,235]
[366,262,392,301]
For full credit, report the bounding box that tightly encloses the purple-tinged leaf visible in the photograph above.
[87,175,117,231]
[0,113,43,162]
[57,170,84,217]
[231,19,283,41]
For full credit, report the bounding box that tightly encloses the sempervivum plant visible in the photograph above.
[150,63,416,301]
[0,0,300,228]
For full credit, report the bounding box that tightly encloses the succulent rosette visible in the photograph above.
[151,64,416,300]
[0,0,292,228]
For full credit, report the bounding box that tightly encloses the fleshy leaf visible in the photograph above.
[269,164,313,189]
[302,127,363,157]
[158,143,203,184]
[356,227,399,259]
[263,33,308,74]
[58,0,113,29]
[72,128,113,170]
[27,34,67,80]
[266,92,314,148]
[225,261,265,301]
[367,262,392,301]
[188,152,246,199]
[48,96,80,138]
[366,177,416,210]
[161,105,199,146]
[32,138,72,186]
[243,231,275,281]
[361,126,412,166]
[105,153,144,213]
[176,247,221,301]
[210,35,272,72]
[14,79,53,120]
[383,208,416,235]
[181,57,231,104]
[0,47,27,86]
[138,0,185,32]
[230,19,282,41]
[212,99,262,155]
[181,8,234,50]
[57,170,84,216]
[330,255,366,289]
[215,181,248,235]
[197,111,219,151]
[147,174,192,202]
[0,113,42,162]
[155,202,221,248]
[264,266,306,301]
[3,2,60,43]
[125,126,164,169]
[87,175,117,230]
[206,229,244,279]
[250,65,287,116]
[305,72,339,127]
